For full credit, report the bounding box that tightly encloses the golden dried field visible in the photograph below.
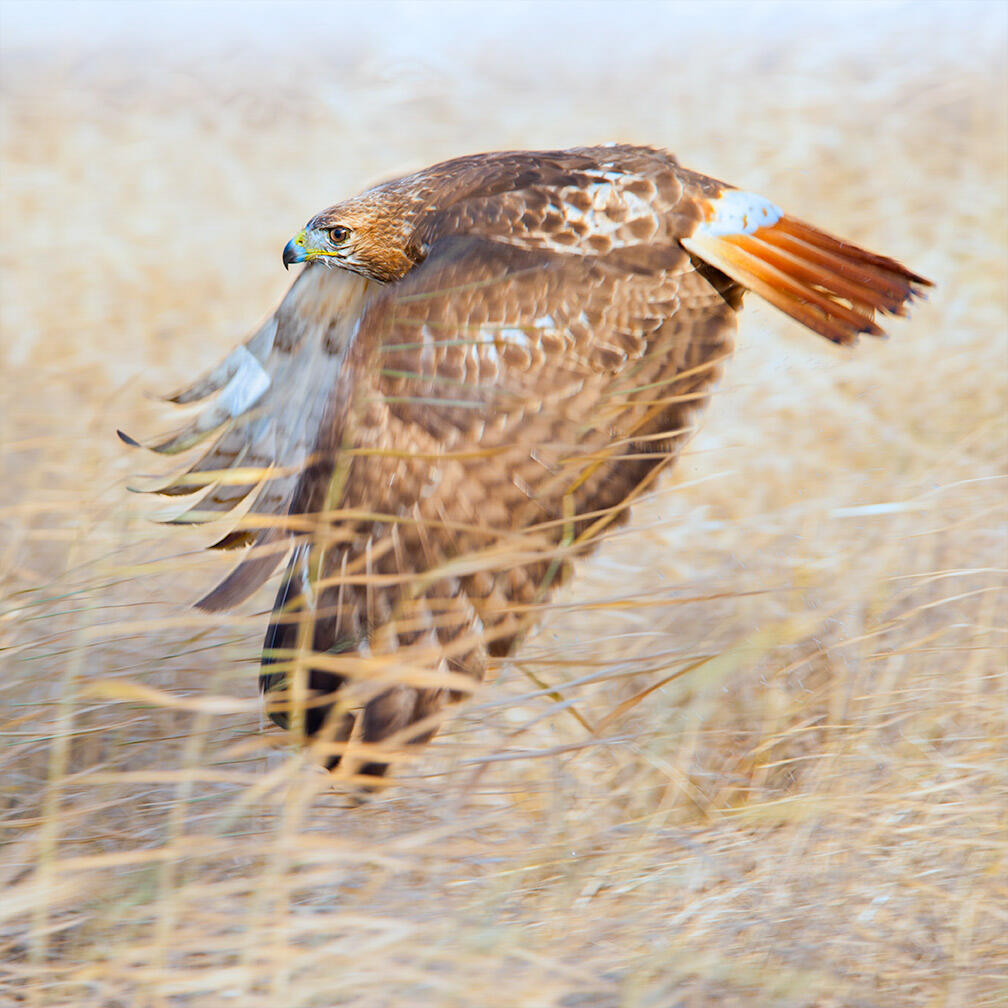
[1,3,1006,1006]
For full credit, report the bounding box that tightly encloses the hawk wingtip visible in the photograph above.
[117,428,142,448]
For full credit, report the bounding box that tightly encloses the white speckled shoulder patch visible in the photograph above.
[697,189,782,237]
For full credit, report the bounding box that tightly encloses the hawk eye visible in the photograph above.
[328,226,351,245]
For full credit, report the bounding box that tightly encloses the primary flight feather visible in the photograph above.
[123,145,929,782]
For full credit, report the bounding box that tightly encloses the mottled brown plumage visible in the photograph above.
[123,145,929,782]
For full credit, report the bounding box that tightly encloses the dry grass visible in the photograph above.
[2,4,1007,1006]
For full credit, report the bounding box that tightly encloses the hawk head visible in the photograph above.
[282,192,422,283]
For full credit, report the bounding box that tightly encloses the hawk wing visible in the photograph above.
[355,232,737,604]
[121,265,377,610]
[256,225,740,770]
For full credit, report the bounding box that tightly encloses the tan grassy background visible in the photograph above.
[2,2,1006,1005]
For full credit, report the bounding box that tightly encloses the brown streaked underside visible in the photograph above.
[123,144,930,784]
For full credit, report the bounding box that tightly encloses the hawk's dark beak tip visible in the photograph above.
[282,238,302,270]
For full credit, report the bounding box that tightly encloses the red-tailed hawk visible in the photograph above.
[122,145,929,783]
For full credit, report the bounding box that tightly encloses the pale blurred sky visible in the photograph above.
[1,0,1001,68]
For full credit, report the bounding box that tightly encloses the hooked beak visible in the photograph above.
[282,232,308,270]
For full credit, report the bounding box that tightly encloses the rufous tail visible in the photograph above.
[683,191,931,344]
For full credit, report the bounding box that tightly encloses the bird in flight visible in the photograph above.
[122,145,929,784]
